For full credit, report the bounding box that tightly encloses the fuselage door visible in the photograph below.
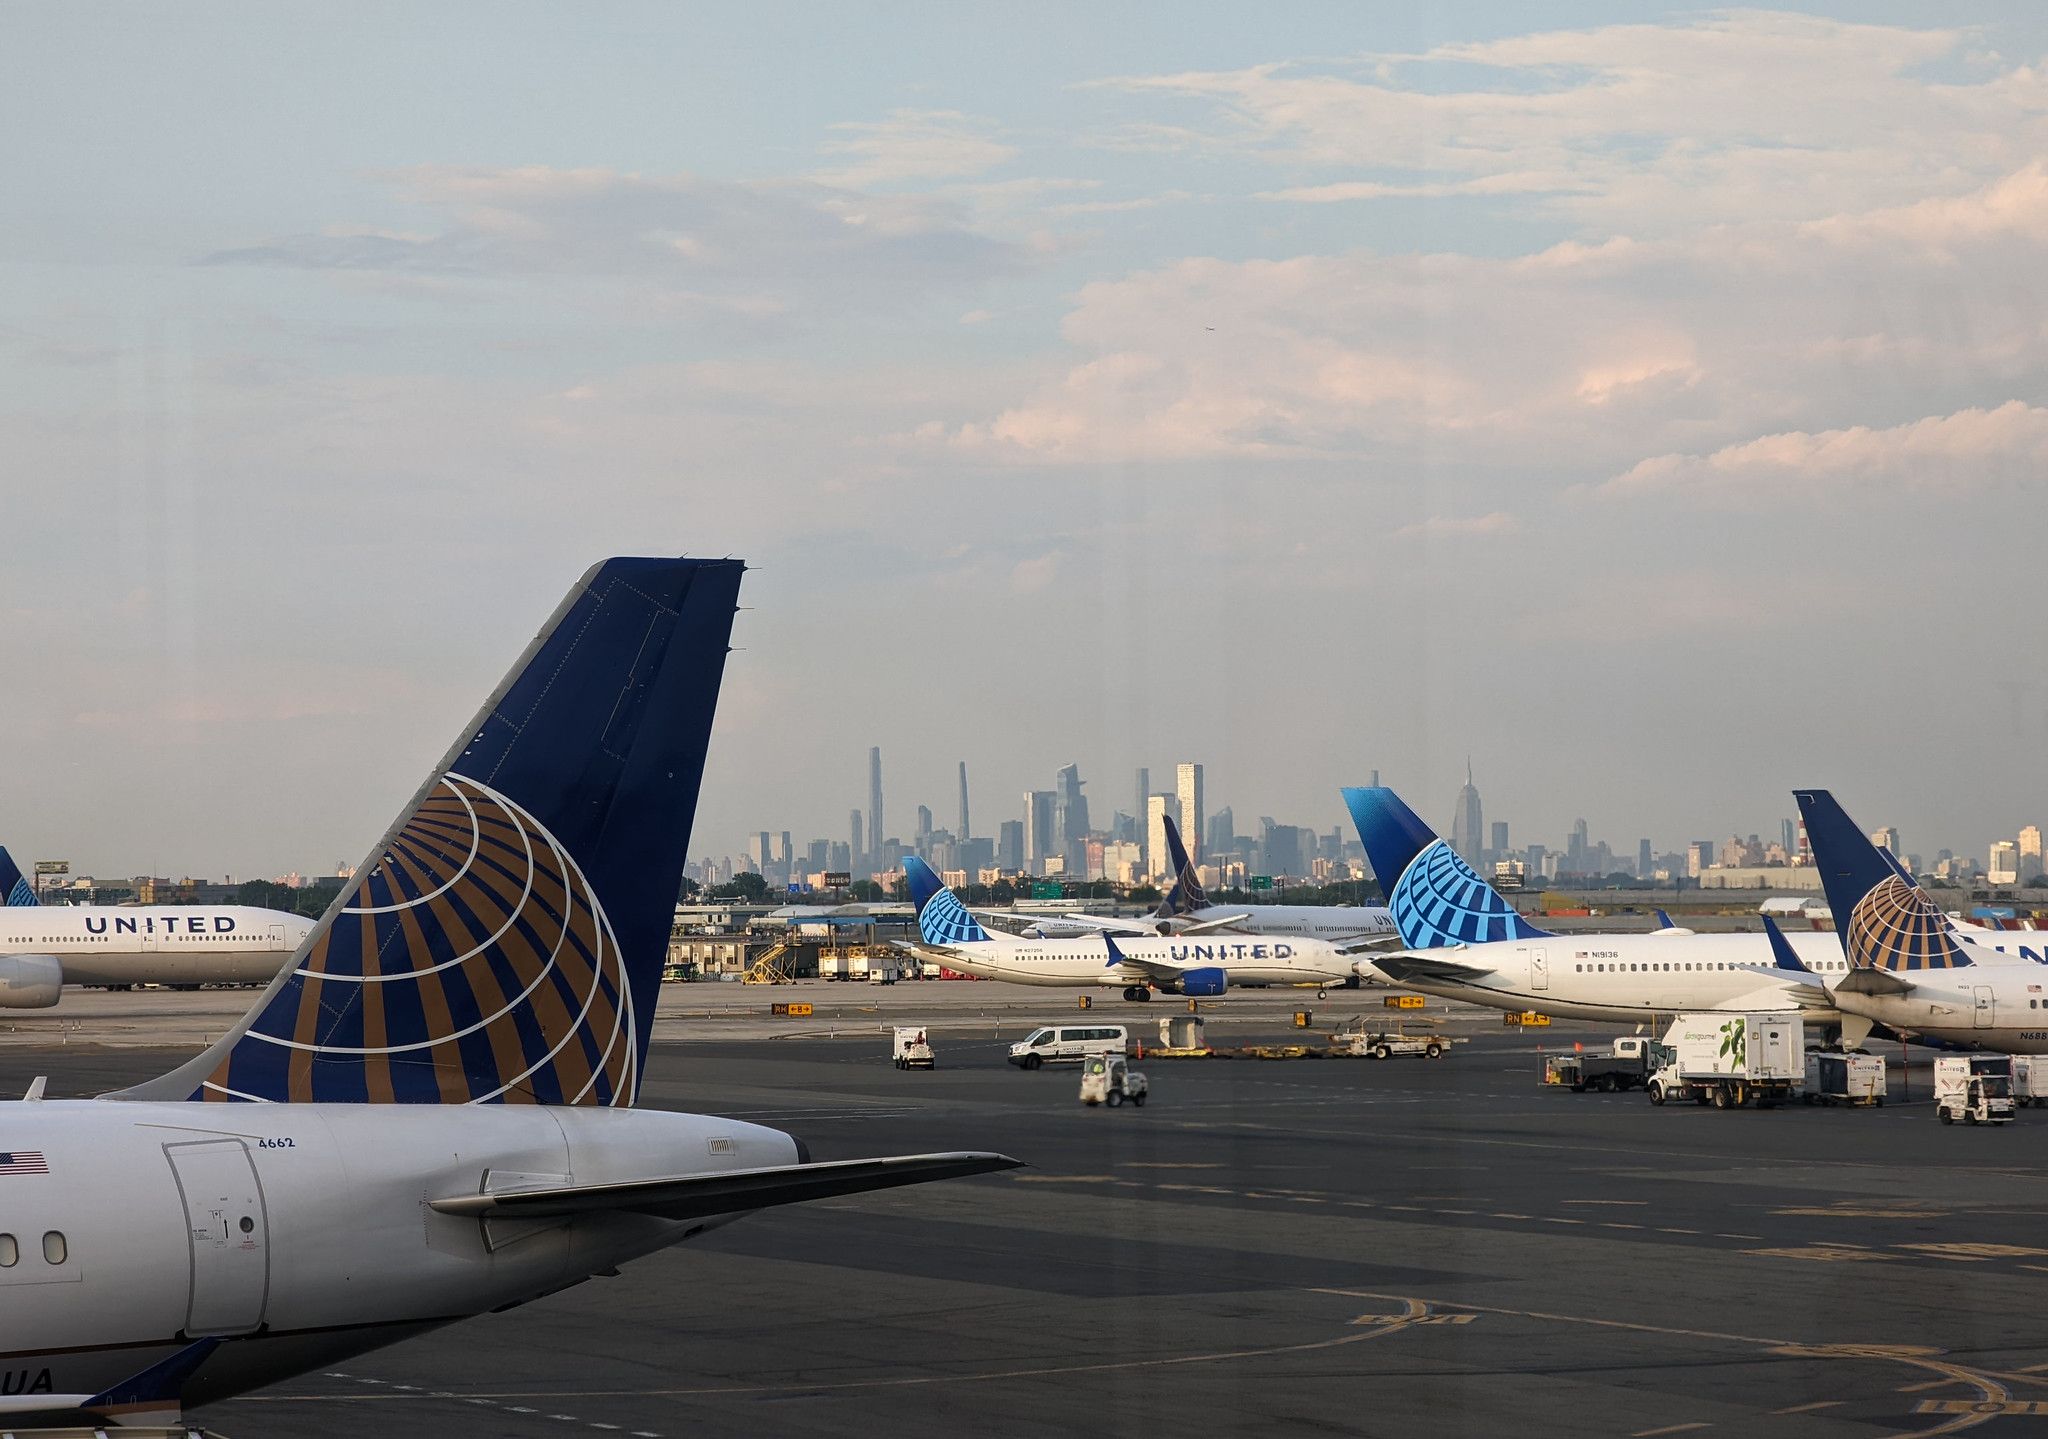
[1974,985,1995,1029]
[165,1139,270,1336]
[268,923,289,953]
[1531,948,1550,991]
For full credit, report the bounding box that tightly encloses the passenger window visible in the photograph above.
[0,1234,15,1266]
[41,1231,65,1265]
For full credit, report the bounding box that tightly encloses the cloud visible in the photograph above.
[1586,400,2048,502]
[1094,14,2048,232]
[1391,511,1517,541]
[927,162,2048,470]
[201,165,1030,313]
[816,109,1018,188]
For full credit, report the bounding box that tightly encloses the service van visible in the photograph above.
[1008,1024,1130,1069]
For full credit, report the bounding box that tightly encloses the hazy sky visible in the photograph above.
[5,3,2047,878]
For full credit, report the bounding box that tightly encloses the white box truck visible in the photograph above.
[1647,1012,1804,1109]
[1802,1051,1886,1107]
[1935,1054,2015,1125]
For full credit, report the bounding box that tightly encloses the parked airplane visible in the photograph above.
[0,557,1014,1429]
[1150,814,1398,944]
[1793,787,2048,1053]
[1343,785,1849,1024]
[904,856,1357,997]
[0,902,313,1008]
[0,848,35,906]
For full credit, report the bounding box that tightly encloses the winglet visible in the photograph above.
[1654,908,1677,930]
[1102,931,1128,969]
[83,1337,221,1419]
[1759,914,1813,974]
[0,847,37,907]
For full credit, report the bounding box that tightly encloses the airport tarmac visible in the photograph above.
[10,984,2048,1438]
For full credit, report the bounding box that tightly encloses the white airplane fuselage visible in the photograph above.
[1175,904,1396,943]
[0,1100,797,1407]
[1822,954,2048,1054]
[923,934,1352,989]
[1383,929,1851,1022]
[0,906,311,1004]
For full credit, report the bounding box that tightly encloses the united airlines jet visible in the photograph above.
[0,903,312,1008]
[1792,788,2048,1053]
[1344,786,1848,1024]
[905,856,1359,997]
[0,558,1014,1428]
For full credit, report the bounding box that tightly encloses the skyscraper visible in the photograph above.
[2021,825,2042,879]
[1054,764,1088,845]
[997,819,1024,872]
[1871,826,1899,855]
[1450,761,1484,868]
[957,761,971,840]
[1176,762,1204,864]
[1134,767,1150,873]
[1025,791,1057,874]
[1207,807,1235,858]
[916,805,933,839]
[1490,821,1509,858]
[849,809,863,873]
[1638,838,1652,878]
[1146,794,1175,882]
[867,747,884,860]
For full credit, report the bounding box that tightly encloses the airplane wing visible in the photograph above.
[431,1152,1021,1223]
[1834,967,1914,996]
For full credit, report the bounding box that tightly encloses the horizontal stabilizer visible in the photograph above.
[1836,966,1915,996]
[1373,952,1486,983]
[430,1151,1022,1223]
[1174,913,1254,935]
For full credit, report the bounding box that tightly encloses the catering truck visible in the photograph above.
[1646,1012,1804,1109]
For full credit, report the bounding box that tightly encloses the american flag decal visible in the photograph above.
[0,1151,49,1175]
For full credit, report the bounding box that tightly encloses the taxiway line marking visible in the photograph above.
[1631,1424,1710,1436]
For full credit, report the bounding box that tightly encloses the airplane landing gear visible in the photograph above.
[1123,986,1152,1002]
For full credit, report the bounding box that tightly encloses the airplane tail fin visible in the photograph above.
[1154,813,1208,917]
[1341,786,1550,948]
[0,847,37,907]
[903,856,992,944]
[1795,789,1972,973]
[116,557,745,1106]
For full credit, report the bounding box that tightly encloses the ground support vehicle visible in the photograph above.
[1803,1051,1885,1107]
[1080,1053,1148,1107]
[1008,1024,1129,1069]
[1545,1036,1654,1093]
[1936,1054,2015,1125]
[892,1027,936,1070]
[2011,1055,2048,1108]
[1332,1019,1457,1060]
[1646,1012,1804,1109]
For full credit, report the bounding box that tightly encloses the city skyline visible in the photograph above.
[686,750,2041,892]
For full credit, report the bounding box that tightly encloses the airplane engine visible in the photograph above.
[1177,966,1228,998]
[0,954,62,1008]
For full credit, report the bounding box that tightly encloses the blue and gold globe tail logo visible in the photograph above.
[1846,875,1969,972]
[1390,840,1547,948]
[198,773,637,1105]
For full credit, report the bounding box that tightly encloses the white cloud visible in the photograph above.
[1096,13,2048,232]
[929,163,2048,471]
[816,109,1018,188]
[1587,400,2048,502]
[203,165,1029,314]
